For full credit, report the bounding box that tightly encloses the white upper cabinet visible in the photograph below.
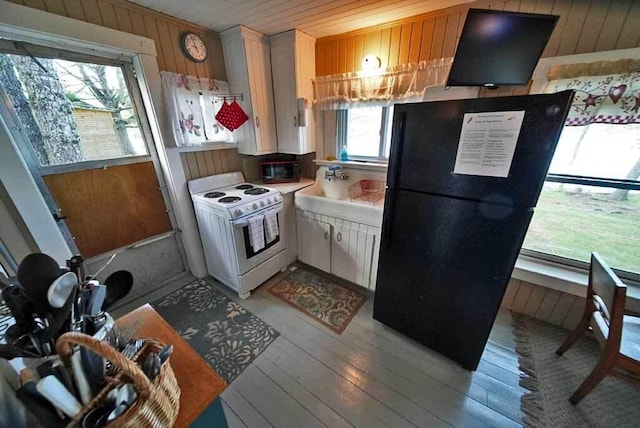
[269,30,316,155]
[221,26,277,155]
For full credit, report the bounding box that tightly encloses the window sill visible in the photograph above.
[174,142,238,153]
[314,159,388,172]
[513,255,640,313]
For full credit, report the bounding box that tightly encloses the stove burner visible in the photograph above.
[204,191,226,198]
[236,184,254,190]
[218,196,242,203]
[244,187,269,195]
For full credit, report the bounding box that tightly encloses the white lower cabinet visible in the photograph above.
[296,210,381,290]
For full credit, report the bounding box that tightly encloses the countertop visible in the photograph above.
[252,178,314,194]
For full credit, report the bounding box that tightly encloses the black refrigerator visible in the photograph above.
[373,91,573,370]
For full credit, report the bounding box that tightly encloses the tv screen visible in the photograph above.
[447,9,558,87]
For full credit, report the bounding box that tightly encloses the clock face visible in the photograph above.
[181,32,207,63]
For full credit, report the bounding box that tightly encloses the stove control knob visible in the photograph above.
[234,209,242,216]
[260,200,266,207]
[252,203,258,209]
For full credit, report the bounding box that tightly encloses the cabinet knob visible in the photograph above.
[255,116,260,128]
[337,232,342,242]
[293,116,297,127]
[324,230,329,240]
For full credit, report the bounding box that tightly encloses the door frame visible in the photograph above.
[0,2,191,272]
[0,83,80,254]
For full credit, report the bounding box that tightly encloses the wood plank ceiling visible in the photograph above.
[126,0,475,37]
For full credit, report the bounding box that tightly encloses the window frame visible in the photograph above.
[337,106,393,162]
[0,43,154,175]
[522,172,640,283]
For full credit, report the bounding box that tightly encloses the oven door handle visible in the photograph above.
[231,202,284,228]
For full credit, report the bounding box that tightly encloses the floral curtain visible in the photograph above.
[313,57,453,110]
[161,71,236,146]
[544,59,640,126]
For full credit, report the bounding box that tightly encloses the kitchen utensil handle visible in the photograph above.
[36,375,82,418]
[71,349,92,404]
[56,332,152,400]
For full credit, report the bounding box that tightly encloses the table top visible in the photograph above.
[116,304,226,427]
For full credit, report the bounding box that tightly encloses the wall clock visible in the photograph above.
[180,32,208,63]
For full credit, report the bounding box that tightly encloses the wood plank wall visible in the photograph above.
[315,0,640,77]
[181,150,318,182]
[180,148,243,181]
[501,278,586,329]
[6,0,226,80]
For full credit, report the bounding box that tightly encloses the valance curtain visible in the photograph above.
[543,59,640,126]
[160,71,236,146]
[313,57,453,110]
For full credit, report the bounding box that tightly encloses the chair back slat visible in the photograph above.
[590,253,626,324]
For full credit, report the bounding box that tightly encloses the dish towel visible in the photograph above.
[264,212,279,244]
[248,215,265,252]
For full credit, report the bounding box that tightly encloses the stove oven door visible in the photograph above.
[230,202,285,274]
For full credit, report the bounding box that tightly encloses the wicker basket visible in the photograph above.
[56,332,181,427]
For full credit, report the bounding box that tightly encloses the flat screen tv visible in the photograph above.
[447,9,558,88]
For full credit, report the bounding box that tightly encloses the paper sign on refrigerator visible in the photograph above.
[453,111,525,178]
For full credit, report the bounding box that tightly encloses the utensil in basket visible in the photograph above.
[56,332,180,427]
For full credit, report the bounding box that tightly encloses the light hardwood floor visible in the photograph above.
[209,269,526,428]
[117,269,526,427]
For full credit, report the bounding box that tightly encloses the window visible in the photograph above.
[0,50,148,168]
[522,123,640,278]
[338,106,394,160]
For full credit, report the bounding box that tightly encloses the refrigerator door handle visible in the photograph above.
[386,111,406,191]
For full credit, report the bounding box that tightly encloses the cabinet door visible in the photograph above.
[331,222,380,288]
[270,37,298,154]
[245,36,277,154]
[297,211,331,273]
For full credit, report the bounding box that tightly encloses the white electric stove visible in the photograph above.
[188,172,287,299]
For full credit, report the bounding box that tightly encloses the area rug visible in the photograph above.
[513,313,640,427]
[268,267,367,334]
[153,279,279,384]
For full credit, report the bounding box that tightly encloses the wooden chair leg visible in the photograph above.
[569,358,613,405]
[556,316,590,356]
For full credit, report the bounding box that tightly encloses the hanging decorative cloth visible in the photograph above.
[215,97,249,131]
[161,71,237,146]
[544,59,640,126]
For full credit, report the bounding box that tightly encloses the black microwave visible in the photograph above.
[260,161,301,184]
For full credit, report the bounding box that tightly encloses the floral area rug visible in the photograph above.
[153,279,278,384]
[513,313,640,427]
[269,267,367,334]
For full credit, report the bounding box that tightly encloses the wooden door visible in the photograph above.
[297,211,331,273]
[43,162,171,258]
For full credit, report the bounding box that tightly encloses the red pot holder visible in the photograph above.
[215,98,249,131]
